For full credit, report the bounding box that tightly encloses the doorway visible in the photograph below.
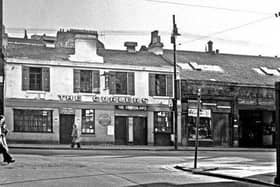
[115,116,147,145]
[239,110,262,147]
[59,114,75,144]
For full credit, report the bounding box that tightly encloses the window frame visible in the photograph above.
[81,109,95,135]
[13,109,53,133]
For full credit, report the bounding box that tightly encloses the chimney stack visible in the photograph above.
[124,42,137,53]
[207,40,213,53]
[148,30,163,55]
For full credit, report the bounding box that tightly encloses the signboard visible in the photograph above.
[98,113,112,127]
[58,94,148,105]
[188,108,211,118]
[115,105,147,111]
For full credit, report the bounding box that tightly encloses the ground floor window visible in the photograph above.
[81,109,95,134]
[154,111,172,133]
[187,108,212,140]
[14,109,53,133]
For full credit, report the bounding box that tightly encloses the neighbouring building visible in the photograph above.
[4,29,177,146]
[164,41,279,148]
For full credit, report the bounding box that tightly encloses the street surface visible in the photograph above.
[0,148,276,187]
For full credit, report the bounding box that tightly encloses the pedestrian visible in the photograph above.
[71,124,81,149]
[0,115,15,164]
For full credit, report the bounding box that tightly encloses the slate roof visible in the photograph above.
[6,42,172,68]
[163,50,280,86]
[8,37,45,46]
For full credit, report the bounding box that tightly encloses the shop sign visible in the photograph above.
[188,108,211,118]
[115,105,147,111]
[92,95,148,104]
[98,113,112,127]
[58,94,148,105]
[60,108,75,114]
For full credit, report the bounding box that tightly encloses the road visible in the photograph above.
[0,148,276,187]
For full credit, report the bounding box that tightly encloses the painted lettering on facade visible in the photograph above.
[58,94,148,104]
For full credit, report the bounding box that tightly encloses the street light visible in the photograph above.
[171,15,180,150]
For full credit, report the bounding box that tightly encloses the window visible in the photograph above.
[14,109,53,133]
[29,67,42,90]
[187,109,212,140]
[80,70,92,93]
[22,66,50,91]
[81,109,95,134]
[74,69,100,93]
[154,111,172,133]
[149,73,173,97]
[108,71,135,95]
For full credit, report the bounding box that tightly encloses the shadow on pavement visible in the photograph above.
[128,181,266,187]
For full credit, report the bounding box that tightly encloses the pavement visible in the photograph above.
[7,143,280,186]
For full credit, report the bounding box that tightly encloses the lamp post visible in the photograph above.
[275,82,280,184]
[194,88,201,169]
[171,15,180,150]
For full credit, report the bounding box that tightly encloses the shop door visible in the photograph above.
[115,116,128,145]
[212,113,230,146]
[239,110,263,147]
[59,114,75,144]
[133,117,147,145]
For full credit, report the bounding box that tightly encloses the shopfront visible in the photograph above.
[5,94,172,145]
[181,99,232,147]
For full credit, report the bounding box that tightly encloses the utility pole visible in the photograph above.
[0,0,4,115]
[194,88,201,169]
[275,82,280,184]
[171,15,180,150]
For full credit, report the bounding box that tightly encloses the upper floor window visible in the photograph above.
[22,66,50,91]
[74,69,100,93]
[108,71,135,95]
[149,73,173,97]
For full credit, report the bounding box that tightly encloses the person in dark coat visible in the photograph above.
[71,124,81,148]
[0,115,15,164]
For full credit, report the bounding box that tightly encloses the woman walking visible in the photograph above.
[0,115,15,164]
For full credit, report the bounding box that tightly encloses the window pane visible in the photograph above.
[14,109,53,133]
[115,72,127,94]
[155,74,167,96]
[82,109,95,134]
[29,67,42,90]
[80,70,92,93]
[154,111,172,133]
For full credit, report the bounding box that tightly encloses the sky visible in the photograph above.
[3,0,280,56]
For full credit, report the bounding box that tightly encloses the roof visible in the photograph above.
[163,49,280,86]
[8,37,45,46]
[5,42,172,68]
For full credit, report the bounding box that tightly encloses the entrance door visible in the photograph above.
[60,114,75,144]
[239,110,262,147]
[212,113,230,146]
[115,116,128,145]
[133,117,147,145]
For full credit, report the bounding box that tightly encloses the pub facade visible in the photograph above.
[4,29,176,146]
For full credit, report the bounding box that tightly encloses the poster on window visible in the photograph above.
[107,125,114,135]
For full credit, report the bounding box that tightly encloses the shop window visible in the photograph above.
[14,109,53,133]
[82,109,95,134]
[149,73,173,97]
[73,69,100,93]
[22,66,50,91]
[154,111,172,133]
[187,109,212,140]
[108,71,135,95]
